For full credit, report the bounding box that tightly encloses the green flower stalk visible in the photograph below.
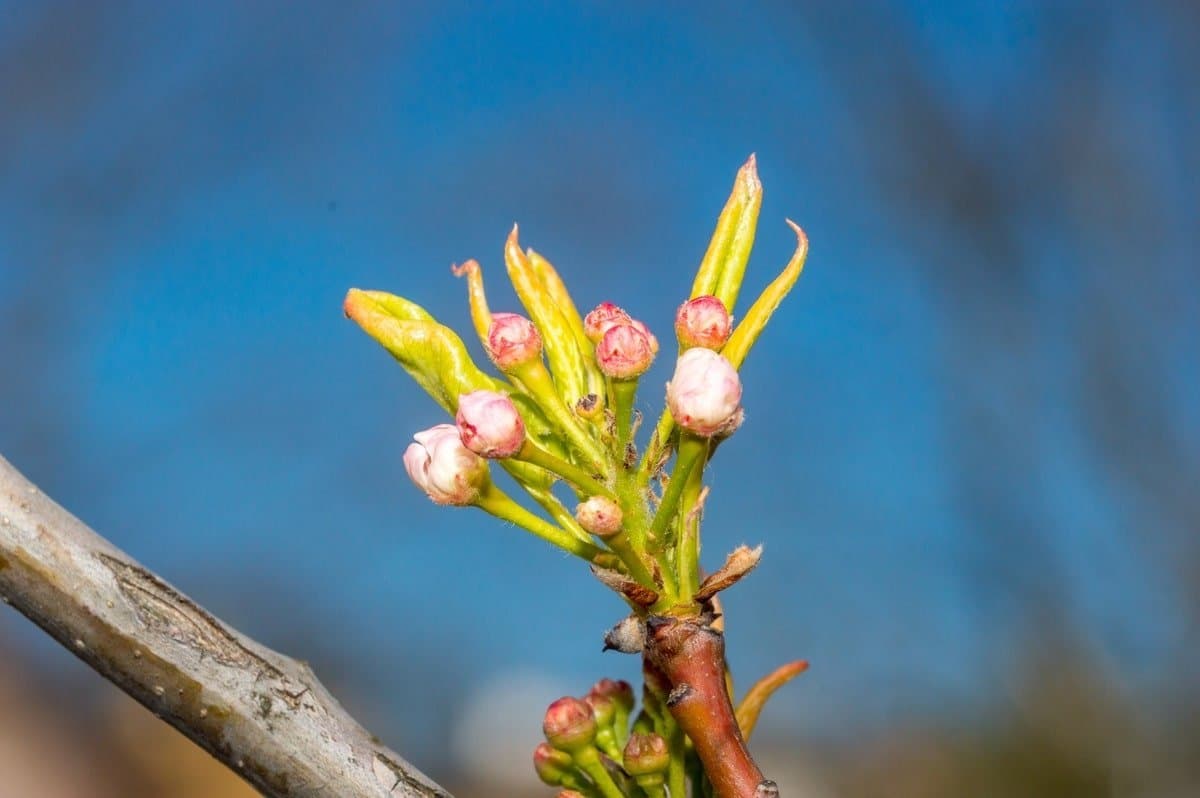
[347,156,810,797]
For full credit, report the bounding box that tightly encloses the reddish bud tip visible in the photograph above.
[596,322,656,379]
[533,742,574,785]
[623,732,670,776]
[631,318,660,354]
[589,678,635,713]
[676,295,732,349]
[557,791,588,798]
[584,302,632,343]
[543,696,597,750]
[486,312,542,370]
[575,496,623,537]
[456,390,526,458]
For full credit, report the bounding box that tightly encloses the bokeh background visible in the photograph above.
[2,2,1198,796]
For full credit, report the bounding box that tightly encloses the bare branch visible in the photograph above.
[0,454,452,798]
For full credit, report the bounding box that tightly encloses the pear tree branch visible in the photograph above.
[0,453,452,798]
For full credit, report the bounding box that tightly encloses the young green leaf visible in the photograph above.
[690,155,763,313]
[721,221,809,369]
[505,226,589,403]
[344,288,501,412]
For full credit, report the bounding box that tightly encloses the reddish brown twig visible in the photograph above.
[643,615,775,798]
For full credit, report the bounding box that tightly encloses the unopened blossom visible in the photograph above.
[543,696,597,750]
[596,322,656,379]
[666,348,743,436]
[456,390,525,458]
[676,295,732,349]
[575,496,623,537]
[623,732,670,776]
[486,312,542,370]
[583,302,632,343]
[403,424,488,505]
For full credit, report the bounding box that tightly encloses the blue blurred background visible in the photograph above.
[2,2,1198,796]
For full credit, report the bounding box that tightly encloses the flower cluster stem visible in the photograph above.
[512,359,608,469]
[573,747,626,798]
[475,483,602,561]
[605,530,657,589]
[612,379,638,456]
[517,440,616,500]
[647,435,707,563]
[676,465,705,601]
[666,724,688,798]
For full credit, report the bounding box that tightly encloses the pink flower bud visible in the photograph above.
[486,312,542,370]
[583,302,632,343]
[456,390,526,458]
[623,732,670,776]
[575,496,623,537]
[596,322,656,379]
[543,696,597,750]
[402,424,488,505]
[630,318,660,355]
[665,348,743,436]
[675,295,732,350]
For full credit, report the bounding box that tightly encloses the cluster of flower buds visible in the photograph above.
[534,678,678,798]
[349,155,807,601]
[348,157,810,796]
[585,302,660,380]
[402,387,531,505]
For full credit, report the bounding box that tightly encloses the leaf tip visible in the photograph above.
[738,153,762,194]
[785,219,809,255]
[343,288,368,320]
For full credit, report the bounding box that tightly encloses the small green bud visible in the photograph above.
[533,742,574,786]
[584,692,615,727]
[543,696,597,751]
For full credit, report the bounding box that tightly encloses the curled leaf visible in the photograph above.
[694,544,763,602]
[451,259,493,347]
[721,221,808,370]
[505,227,589,403]
[344,288,501,412]
[690,154,762,313]
[735,660,809,740]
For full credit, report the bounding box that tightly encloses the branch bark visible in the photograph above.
[0,454,453,798]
